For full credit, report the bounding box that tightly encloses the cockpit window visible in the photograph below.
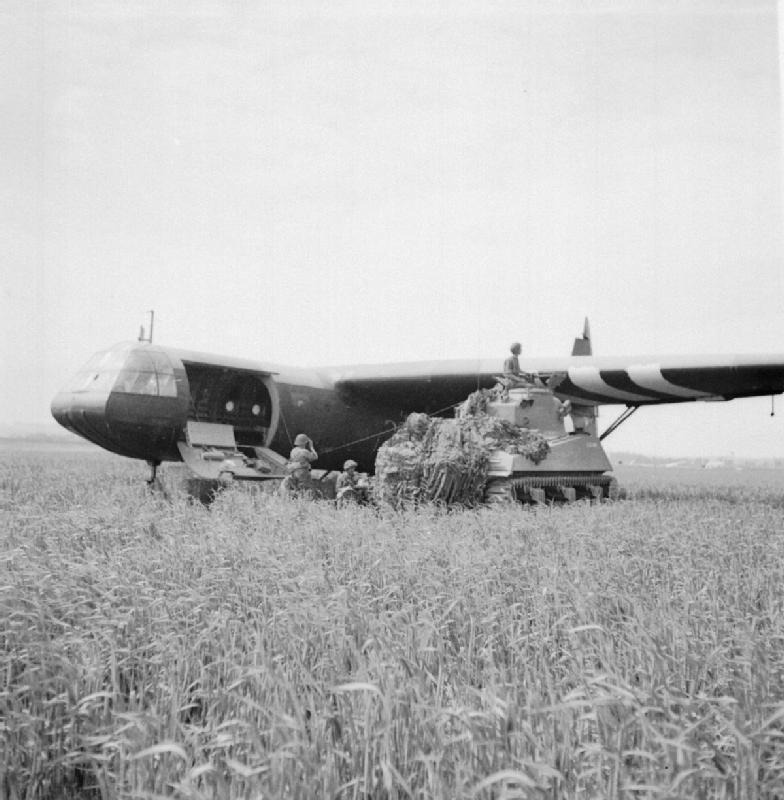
[113,349,177,397]
[65,346,177,397]
[64,348,129,392]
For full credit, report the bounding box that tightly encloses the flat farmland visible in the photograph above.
[615,463,784,494]
[1,448,783,799]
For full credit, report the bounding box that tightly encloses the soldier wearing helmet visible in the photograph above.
[216,460,237,490]
[336,458,368,505]
[336,459,358,493]
[289,433,318,470]
[503,342,523,378]
[503,341,541,387]
[279,433,318,497]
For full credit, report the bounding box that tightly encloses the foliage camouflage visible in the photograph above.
[374,391,550,507]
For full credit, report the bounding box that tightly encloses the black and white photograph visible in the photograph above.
[2,1,784,797]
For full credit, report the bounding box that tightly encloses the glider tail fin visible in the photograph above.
[568,318,599,436]
[571,317,592,356]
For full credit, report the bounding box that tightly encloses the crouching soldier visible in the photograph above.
[335,459,368,506]
[210,460,240,502]
[278,463,312,497]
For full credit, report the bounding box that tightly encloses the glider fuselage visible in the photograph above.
[51,341,784,472]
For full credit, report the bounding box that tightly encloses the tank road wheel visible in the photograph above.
[585,484,603,503]
[555,485,577,503]
[527,486,546,505]
[605,477,621,501]
[484,478,516,504]
[511,483,546,504]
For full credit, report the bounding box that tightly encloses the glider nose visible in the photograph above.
[50,344,128,450]
[51,389,113,450]
[51,341,189,461]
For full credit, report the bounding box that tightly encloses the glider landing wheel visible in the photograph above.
[145,460,170,499]
[146,460,160,485]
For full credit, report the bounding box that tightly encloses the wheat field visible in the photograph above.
[1,449,783,799]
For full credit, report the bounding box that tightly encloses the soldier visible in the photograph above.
[279,434,318,497]
[289,433,318,470]
[278,463,312,497]
[335,459,367,505]
[212,460,240,502]
[503,342,523,378]
[217,460,237,488]
[503,342,541,387]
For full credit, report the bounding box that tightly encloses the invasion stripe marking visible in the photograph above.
[627,364,712,399]
[599,370,676,401]
[567,366,651,403]
[554,377,609,404]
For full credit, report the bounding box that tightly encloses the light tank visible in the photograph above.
[482,385,619,503]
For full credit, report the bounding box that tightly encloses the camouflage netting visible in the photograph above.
[374,389,550,507]
[456,388,550,464]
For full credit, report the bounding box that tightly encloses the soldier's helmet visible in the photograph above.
[294,433,310,446]
[217,460,236,486]
[343,459,358,470]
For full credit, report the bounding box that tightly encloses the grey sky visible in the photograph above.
[2,0,783,458]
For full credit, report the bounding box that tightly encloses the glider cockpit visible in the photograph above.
[51,343,187,462]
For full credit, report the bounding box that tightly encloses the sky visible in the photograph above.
[2,0,783,459]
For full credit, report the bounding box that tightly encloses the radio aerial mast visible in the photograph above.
[138,310,154,344]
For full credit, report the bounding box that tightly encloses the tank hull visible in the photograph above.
[482,387,617,504]
[487,432,612,477]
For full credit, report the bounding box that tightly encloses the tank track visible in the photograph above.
[485,473,619,504]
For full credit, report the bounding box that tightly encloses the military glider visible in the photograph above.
[51,324,784,484]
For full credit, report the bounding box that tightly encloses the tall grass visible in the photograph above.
[1,451,783,798]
